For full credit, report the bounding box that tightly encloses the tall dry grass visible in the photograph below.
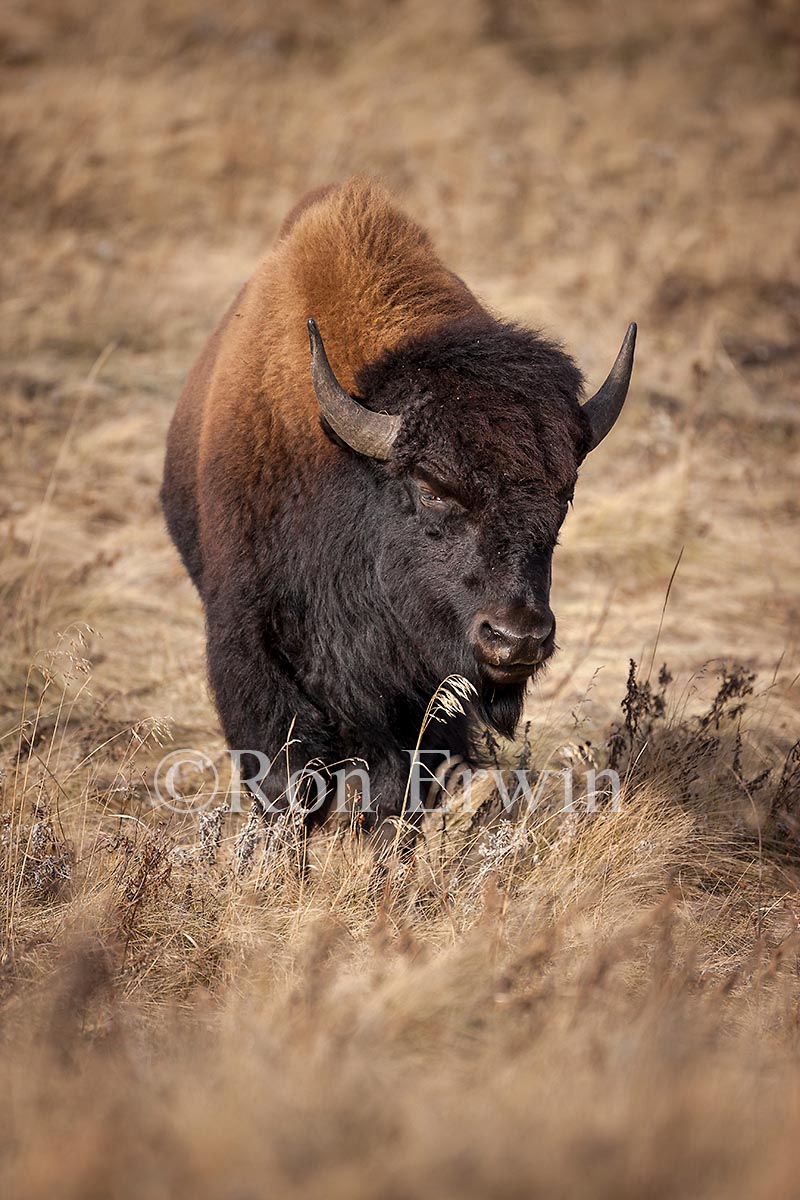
[1,0,799,1195]
[1,650,799,1198]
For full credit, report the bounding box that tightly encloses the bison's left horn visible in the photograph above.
[307,319,401,461]
[582,323,637,450]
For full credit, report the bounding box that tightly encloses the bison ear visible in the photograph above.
[582,323,637,451]
[307,319,401,460]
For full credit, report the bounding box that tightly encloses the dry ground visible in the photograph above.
[1,1,800,1197]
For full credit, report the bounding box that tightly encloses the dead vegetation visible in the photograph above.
[1,0,799,1196]
[1,656,800,1198]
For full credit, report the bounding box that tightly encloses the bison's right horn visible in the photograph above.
[307,319,401,460]
[582,323,637,451]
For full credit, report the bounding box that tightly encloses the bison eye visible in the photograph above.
[418,485,445,508]
[411,470,466,512]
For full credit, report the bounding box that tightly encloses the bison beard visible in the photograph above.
[161,177,635,833]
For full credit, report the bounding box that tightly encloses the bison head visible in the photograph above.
[308,315,635,735]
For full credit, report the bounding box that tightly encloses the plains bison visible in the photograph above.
[161,177,636,829]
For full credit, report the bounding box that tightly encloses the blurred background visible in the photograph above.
[1,0,798,743]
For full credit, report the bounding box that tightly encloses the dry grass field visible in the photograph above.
[2,0,800,1196]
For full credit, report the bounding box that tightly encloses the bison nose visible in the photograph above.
[472,608,556,671]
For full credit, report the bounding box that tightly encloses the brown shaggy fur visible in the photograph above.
[206,175,477,441]
[167,177,481,589]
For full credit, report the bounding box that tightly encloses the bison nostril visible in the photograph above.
[476,619,526,665]
[479,620,509,647]
[533,614,555,644]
